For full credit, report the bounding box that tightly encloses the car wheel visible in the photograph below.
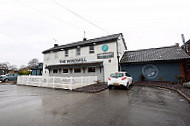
[108,85,112,89]
[126,83,129,90]
[4,79,9,82]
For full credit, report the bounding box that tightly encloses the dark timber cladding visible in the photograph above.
[42,33,127,54]
[120,45,190,82]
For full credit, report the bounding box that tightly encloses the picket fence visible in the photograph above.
[17,75,98,90]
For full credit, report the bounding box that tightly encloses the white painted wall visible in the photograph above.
[43,34,126,82]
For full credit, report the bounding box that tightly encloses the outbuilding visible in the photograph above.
[120,45,190,82]
[42,33,127,82]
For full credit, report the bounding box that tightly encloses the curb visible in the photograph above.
[177,90,190,103]
[134,84,190,103]
[74,87,108,93]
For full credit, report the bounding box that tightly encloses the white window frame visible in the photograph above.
[89,45,94,54]
[53,69,58,74]
[62,68,69,74]
[54,52,58,59]
[74,68,81,73]
[88,67,96,73]
[76,48,80,56]
[65,50,69,57]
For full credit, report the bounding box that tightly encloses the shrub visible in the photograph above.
[95,80,101,84]
[19,71,31,75]
[175,75,185,83]
[158,77,163,81]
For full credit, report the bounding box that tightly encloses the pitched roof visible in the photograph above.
[42,33,124,54]
[120,45,190,63]
[186,39,190,44]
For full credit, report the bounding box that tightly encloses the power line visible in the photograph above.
[14,0,97,36]
[0,27,19,43]
[52,0,109,34]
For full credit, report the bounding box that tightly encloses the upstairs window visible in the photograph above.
[65,50,68,57]
[89,45,94,54]
[54,52,58,59]
[76,48,80,56]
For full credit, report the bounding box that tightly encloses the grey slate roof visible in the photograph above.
[186,39,190,44]
[42,33,124,54]
[120,45,190,63]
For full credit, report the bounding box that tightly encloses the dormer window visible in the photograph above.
[89,45,94,54]
[65,50,68,57]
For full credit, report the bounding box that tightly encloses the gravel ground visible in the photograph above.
[133,81,190,99]
[74,83,107,92]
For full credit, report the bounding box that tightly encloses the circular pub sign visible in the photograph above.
[142,64,159,78]
[102,45,108,52]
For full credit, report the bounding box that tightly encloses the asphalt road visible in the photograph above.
[0,84,190,126]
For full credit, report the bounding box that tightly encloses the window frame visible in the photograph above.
[88,67,96,73]
[89,45,94,54]
[74,68,81,73]
[54,52,58,59]
[65,50,69,57]
[62,69,69,74]
[76,48,80,56]
[53,69,58,74]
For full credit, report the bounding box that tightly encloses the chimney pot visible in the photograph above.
[175,43,179,47]
[54,44,58,47]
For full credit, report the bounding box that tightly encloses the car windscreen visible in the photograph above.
[125,73,131,77]
[110,73,124,78]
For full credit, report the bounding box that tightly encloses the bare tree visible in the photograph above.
[19,65,27,70]
[9,65,18,71]
[28,58,39,68]
[0,62,10,69]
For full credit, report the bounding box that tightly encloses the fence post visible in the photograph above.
[88,76,90,85]
[69,77,73,90]
[52,77,55,88]
[81,76,83,86]
[27,76,30,85]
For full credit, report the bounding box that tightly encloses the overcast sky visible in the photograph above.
[0,0,190,67]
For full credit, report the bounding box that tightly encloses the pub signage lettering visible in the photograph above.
[97,52,114,59]
[60,58,87,64]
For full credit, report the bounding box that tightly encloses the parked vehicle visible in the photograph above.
[0,73,18,82]
[108,72,133,89]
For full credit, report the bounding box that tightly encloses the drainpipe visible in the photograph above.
[116,40,120,71]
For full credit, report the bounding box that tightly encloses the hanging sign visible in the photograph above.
[102,45,109,52]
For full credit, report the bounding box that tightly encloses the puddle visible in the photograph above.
[179,98,184,102]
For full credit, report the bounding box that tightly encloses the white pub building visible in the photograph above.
[42,33,127,82]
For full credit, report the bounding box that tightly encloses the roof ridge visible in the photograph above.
[42,33,122,53]
[126,45,178,52]
[55,33,122,48]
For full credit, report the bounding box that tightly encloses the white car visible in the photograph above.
[108,72,133,89]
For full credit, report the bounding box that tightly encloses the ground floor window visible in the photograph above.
[74,68,81,73]
[53,69,58,73]
[63,69,69,73]
[88,67,95,72]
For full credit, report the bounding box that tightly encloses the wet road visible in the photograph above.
[0,84,190,126]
